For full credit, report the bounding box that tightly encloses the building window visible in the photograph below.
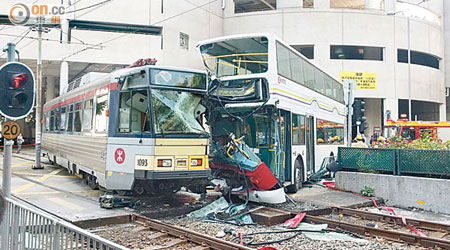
[180,32,189,50]
[234,0,276,13]
[330,0,364,9]
[303,0,314,8]
[397,49,440,69]
[292,45,314,59]
[330,45,383,61]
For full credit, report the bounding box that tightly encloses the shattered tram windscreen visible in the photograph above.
[149,69,207,135]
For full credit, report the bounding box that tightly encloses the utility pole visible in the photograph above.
[33,22,45,169]
[2,43,17,197]
[344,80,356,147]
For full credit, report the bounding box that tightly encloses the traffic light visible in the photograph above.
[352,99,367,133]
[0,62,35,119]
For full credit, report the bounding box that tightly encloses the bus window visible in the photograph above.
[67,105,74,132]
[95,95,108,133]
[316,119,344,144]
[292,114,305,145]
[83,99,94,132]
[60,106,66,131]
[74,102,82,132]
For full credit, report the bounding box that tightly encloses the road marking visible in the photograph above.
[47,197,85,212]
[19,190,101,195]
[12,172,78,178]
[12,160,34,168]
[12,168,64,194]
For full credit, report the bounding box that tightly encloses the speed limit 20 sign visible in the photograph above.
[1,120,21,140]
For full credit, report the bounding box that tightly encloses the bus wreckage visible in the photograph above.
[197,34,346,204]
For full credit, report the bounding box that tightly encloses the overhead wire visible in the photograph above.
[60,0,220,60]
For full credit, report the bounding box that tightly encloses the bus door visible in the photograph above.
[305,115,315,175]
[280,110,291,183]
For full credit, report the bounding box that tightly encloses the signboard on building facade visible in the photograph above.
[340,71,377,90]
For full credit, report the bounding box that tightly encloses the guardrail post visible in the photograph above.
[396,149,400,176]
[52,222,60,250]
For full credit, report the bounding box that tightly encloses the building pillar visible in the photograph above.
[439,103,447,122]
[45,76,58,102]
[384,98,398,121]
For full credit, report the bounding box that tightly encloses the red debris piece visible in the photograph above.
[282,213,306,229]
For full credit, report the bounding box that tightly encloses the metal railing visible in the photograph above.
[1,197,128,250]
[338,147,450,177]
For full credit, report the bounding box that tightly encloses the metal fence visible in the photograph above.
[338,147,397,174]
[1,197,128,250]
[398,149,450,176]
[338,147,450,177]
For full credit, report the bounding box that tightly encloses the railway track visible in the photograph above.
[301,207,450,249]
[76,214,252,250]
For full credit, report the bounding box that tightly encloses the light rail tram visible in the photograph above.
[42,65,210,195]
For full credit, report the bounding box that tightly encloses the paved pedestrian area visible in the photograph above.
[0,147,130,222]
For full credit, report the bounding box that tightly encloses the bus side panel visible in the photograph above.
[314,144,339,172]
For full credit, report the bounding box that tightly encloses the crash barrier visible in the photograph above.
[338,147,450,177]
[0,197,127,250]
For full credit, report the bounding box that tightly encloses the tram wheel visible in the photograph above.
[88,176,99,190]
[116,190,130,196]
[133,185,145,196]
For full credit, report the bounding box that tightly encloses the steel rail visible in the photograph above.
[303,214,450,249]
[133,215,252,250]
[331,207,450,233]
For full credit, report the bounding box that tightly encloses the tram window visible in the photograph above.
[67,105,74,132]
[74,102,82,132]
[95,95,108,133]
[54,108,60,131]
[83,99,94,132]
[292,114,305,145]
[50,110,55,132]
[131,90,150,133]
[60,106,67,131]
[316,119,344,145]
[44,112,50,132]
[119,92,131,132]
[402,127,416,141]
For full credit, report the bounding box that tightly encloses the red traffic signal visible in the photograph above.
[13,73,28,88]
[0,62,35,120]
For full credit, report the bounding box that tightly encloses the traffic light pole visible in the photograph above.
[34,27,43,169]
[2,43,16,198]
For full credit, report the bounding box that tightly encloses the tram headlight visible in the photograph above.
[157,159,172,167]
[190,159,202,166]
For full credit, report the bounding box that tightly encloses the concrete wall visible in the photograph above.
[336,172,450,214]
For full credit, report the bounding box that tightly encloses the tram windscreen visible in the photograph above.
[150,69,206,90]
[151,89,206,135]
[199,36,269,77]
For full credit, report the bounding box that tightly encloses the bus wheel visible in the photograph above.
[88,176,99,190]
[286,158,303,193]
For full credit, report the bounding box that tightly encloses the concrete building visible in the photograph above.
[0,0,448,138]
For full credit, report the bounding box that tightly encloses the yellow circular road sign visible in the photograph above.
[1,121,21,140]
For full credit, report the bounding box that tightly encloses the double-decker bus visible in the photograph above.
[384,119,450,141]
[42,65,210,195]
[197,34,346,194]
